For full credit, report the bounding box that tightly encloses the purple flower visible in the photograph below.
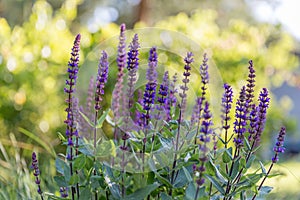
[166,73,178,121]
[135,89,144,127]
[233,86,248,148]
[95,51,109,111]
[142,47,158,124]
[248,104,258,142]
[64,34,81,95]
[112,24,127,121]
[64,34,81,161]
[251,88,270,145]
[179,52,193,119]
[127,34,140,109]
[221,83,233,131]
[272,127,286,163]
[200,53,209,99]
[246,60,256,106]
[157,71,169,105]
[31,152,43,195]
[60,187,68,198]
[194,101,212,187]
[191,97,202,126]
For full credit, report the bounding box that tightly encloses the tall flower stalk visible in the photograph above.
[64,33,81,200]
[31,152,44,200]
[251,127,286,200]
[170,52,193,191]
[112,24,126,139]
[194,101,212,200]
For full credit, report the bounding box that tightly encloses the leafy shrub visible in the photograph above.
[29,24,287,200]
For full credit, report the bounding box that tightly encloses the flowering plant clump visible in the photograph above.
[31,24,286,200]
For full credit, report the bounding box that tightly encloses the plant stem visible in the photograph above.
[251,163,274,200]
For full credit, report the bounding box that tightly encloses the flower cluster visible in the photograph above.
[64,34,81,158]
[95,51,109,111]
[142,47,158,124]
[112,24,127,120]
[233,86,248,148]
[31,152,43,198]
[272,127,286,163]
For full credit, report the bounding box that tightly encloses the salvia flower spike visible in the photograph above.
[31,152,44,200]
[112,24,127,121]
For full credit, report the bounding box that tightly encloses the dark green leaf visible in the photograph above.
[240,157,246,169]
[222,149,232,163]
[73,154,86,170]
[246,155,256,169]
[161,192,173,200]
[54,176,67,187]
[184,182,197,200]
[69,174,79,185]
[205,174,225,195]
[183,166,193,183]
[55,158,68,175]
[79,187,92,200]
[124,182,160,200]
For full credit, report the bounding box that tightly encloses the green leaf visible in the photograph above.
[79,187,92,200]
[55,157,69,175]
[205,174,225,195]
[240,157,246,168]
[246,155,256,169]
[79,144,94,156]
[57,132,66,142]
[79,110,94,127]
[124,182,160,200]
[73,154,86,170]
[96,109,110,128]
[135,102,147,114]
[96,140,116,157]
[161,192,173,200]
[259,161,267,175]
[230,158,240,180]
[183,166,193,182]
[259,186,273,195]
[54,176,67,187]
[184,182,197,200]
[19,127,55,157]
[69,174,79,185]
[222,149,232,163]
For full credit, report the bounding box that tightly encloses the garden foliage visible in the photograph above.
[31,24,286,200]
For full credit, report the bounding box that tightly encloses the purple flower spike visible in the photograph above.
[95,51,109,111]
[200,53,209,97]
[221,83,233,131]
[179,52,193,119]
[64,34,81,164]
[233,86,248,148]
[127,34,140,109]
[252,88,270,145]
[166,73,178,121]
[112,24,127,121]
[272,127,286,163]
[191,97,202,126]
[157,71,169,105]
[142,47,158,125]
[246,60,256,106]
[31,152,43,195]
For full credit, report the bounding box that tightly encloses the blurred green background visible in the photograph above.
[0,0,300,199]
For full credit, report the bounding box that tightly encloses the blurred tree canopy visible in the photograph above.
[0,0,298,154]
